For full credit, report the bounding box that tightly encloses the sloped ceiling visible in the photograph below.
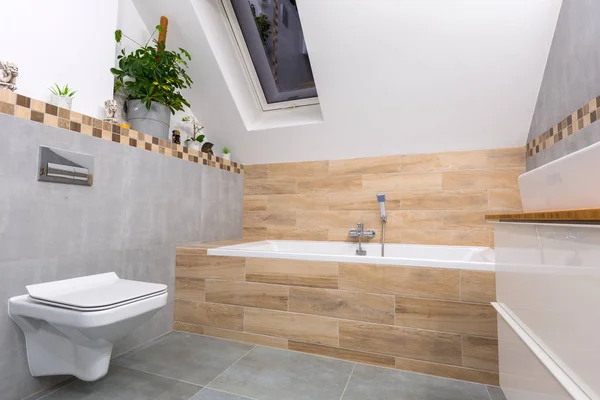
[133,0,562,164]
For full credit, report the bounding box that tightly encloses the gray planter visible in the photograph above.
[126,99,171,140]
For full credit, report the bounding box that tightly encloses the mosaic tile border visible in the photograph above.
[526,95,600,158]
[0,91,243,175]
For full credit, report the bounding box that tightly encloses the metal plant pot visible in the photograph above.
[126,99,171,140]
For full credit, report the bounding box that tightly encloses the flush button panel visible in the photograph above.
[38,146,93,186]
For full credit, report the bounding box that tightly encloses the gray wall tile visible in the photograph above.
[0,114,243,399]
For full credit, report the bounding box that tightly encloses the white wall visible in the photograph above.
[3,0,118,119]
[135,0,563,165]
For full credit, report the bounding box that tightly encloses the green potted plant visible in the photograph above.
[49,84,76,110]
[221,146,231,161]
[111,26,193,139]
[182,116,205,151]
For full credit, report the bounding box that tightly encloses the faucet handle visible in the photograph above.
[357,223,364,230]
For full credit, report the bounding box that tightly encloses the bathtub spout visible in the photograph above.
[349,223,375,256]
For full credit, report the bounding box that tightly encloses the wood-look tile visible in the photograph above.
[460,271,496,303]
[244,195,268,212]
[401,153,443,172]
[266,227,328,241]
[328,192,402,211]
[339,320,462,365]
[243,226,267,241]
[243,212,296,228]
[401,190,488,210]
[174,299,244,331]
[395,297,497,337]
[439,150,488,171]
[295,210,379,230]
[486,147,525,168]
[297,175,362,194]
[487,189,522,211]
[246,258,339,289]
[245,178,296,195]
[201,325,289,349]
[394,357,499,385]
[244,308,339,346]
[269,160,328,177]
[442,211,490,230]
[243,164,269,180]
[175,277,205,301]
[205,280,289,311]
[173,321,206,335]
[339,263,459,300]
[385,210,444,230]
[363,172,442,192]
[400,229,490,247]
[289,287,395,324]
[288,341,395,368]
[462,336,499,372]
[175,250,245,280]
[267,194,329,211]
[442,169,522,190]
[328,155,402,175]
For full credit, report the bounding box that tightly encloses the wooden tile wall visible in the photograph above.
[0,91,242,174]
[174,243,500,385]
[243,147,524,247]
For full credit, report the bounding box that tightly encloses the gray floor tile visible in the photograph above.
[487,385,508,400]
[341,364,490,400]
[192,388,254,400]
[39,365,202,400]
[209,346,355,400]
[113,331,254,386]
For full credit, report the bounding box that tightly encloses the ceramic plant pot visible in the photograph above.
[126,99,171,140]
[222,153,231,161]
[187,141,201,151]
[50,94,73,110]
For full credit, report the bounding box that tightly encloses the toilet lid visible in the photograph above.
[26,272,167,310]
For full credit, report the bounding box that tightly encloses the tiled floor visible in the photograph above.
[32,331,507,400]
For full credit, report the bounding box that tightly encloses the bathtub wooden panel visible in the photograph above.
[288,341,396,368]
[245,308,339,346]
[289,287,395,325]
[246,258,339,289]
[395,297,497,338]
[394,357,499,385]
[339,263,460,300]
[460,271,496,303]
[461,336,499,372]
[339,320,462,365]
[174,299,244,331]
[174,277,205,301]
[175,251,245,281]
[205,280,289,311]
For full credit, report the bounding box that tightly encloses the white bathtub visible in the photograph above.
[207,240,495,271]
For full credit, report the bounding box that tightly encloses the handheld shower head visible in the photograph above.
[376,193,387,222]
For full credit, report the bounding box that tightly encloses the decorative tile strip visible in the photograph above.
[526,95,600,159]
[0,91,243,175]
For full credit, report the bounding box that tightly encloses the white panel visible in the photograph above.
[495,223,600,399]
[520,140,600,211]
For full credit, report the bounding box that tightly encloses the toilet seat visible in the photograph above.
[26,272,167,312]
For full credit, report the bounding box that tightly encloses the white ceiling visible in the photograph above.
[133,0,563,164]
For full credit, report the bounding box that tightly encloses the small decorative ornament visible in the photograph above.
[0,61,18,92]
[172,129,181,144]
[104,99,118,123]
[202,142,214,156]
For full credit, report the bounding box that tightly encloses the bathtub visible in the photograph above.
[207,240,495,271]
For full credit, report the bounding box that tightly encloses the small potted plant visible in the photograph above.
[112,26,193,139]
[182,116,205,151]
[222,147,231,161]
[49,84,76,110]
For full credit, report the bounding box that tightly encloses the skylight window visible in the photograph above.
[222,0,318,110]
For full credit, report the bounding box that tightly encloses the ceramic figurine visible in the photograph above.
[104,99,118,123]
[0,61,18,91]
[172,129,181,144]
[201,142,214,156]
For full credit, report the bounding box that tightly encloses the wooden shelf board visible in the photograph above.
[485,208,600,222]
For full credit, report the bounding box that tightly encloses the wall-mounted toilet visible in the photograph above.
[8,273,167,381]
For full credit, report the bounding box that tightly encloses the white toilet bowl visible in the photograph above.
[8,273,167,381]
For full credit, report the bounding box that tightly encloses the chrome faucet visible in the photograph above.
[349,223,376,256]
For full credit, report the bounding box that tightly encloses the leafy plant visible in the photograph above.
[111,26,193,114]
[182,116,205,143]
[49,83,76,97]
[222,147,231,154]
[250,3,271,44]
